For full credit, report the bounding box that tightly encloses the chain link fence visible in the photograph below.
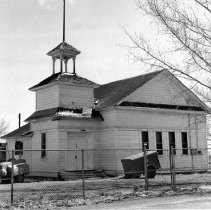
[0,147,211,207]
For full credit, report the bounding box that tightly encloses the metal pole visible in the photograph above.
[169,147,172,185]
[191,149,195,173]
[171,146,176,191]
[144,145,148,191]
[18,113,21,128]
[11,150,14,206]
[63,0,66,42]
[82,149,85,198]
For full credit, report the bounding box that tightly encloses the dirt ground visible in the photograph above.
[1,173,211,209]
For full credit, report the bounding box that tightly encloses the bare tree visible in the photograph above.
[126,0,211,102]
[0,119,9,137]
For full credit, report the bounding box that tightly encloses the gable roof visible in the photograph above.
[94,70,164,108]
[1,123,31,139]
[29,72,98,90]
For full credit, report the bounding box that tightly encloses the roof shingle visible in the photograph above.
[94,70,164,108]
[1,123,31,139]
[29,73,98,90]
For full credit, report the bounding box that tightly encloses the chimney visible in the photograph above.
[18,113,21,128]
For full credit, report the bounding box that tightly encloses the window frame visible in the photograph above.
[142,131,149,150]
[155,131,163,155]
[15,141,23,155]
[181,132,188,155]
[168,132,176,154]
[41,133,46,158]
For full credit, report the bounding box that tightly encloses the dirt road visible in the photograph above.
[76,194,211,209]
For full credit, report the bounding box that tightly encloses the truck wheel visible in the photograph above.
[15,174,24,183]
[147,166,156,179]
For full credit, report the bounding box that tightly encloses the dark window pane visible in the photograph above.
[15,141,23,155]
[41,133,46,158]
[181,132,188,155]
[142,131,149,150]
[169,132,176,154]
[156,132,163,155]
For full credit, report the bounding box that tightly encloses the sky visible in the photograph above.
[0,0,153,132]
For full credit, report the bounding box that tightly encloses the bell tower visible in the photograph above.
[47,0,80,75]
[29,0,98,112]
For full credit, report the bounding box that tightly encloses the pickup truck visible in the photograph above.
[0,159,30,183]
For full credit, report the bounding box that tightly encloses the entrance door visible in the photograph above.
[67,132,93,171]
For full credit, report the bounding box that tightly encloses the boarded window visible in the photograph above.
[156,132,163,155]
[181,132,188,155]
[41,133,46,158]
[15,141,23,155]
[142,131,149,150]
[169,132,176,154]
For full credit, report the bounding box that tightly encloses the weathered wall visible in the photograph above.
[98,108,208,173]
[36,84,59,111]
[30,119,59,177]
[124,71,200,106]
[59,84,94,108]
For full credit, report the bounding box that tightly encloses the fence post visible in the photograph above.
[143,145,148,191]
[191,149,194,173]
[82,149,85,198]
[170,146,176,191]
[11,150,14,206]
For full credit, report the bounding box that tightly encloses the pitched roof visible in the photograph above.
[47,42,81,57]
[29,73,98,90]
[1,123,31,139]
[25,107,60,121]
[94,70,164,108]
[25,107,103,122]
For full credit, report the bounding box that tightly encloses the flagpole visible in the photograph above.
[63,0,65,42]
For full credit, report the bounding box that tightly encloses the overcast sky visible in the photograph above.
[0,0,154,132]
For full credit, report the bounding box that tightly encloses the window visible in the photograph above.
[41,133,46,158]
[142,131,149,150]
[156,132,163,155]
[15,141,23,155]
[181,132,188,155]
[169,132,176,154]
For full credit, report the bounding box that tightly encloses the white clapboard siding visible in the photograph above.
[100,109,116,128]
[58,130,66,171]
[31,119,58,131]
[58,119,99,130]
[124,72,199,106]
[36,85,59,110]
[31,130,59,177]
[60,84,94,108]
[116,108,206,131]
[95,130,116,170]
